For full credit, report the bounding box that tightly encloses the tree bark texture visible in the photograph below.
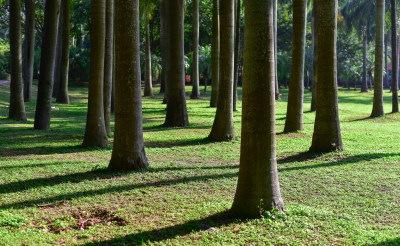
[9,0,27,121]
[309,0,343,152]
[231,0,284,218]
[159,2,166,94]
[52,5,62,98]
[391,0,399,113]
[162,0,168,104]
[233,0,240,111]
[144,14,153,97]
[164,0,189,127]
[34,0,60,130]
[23,0,35,102]
[273,0,280,100]
[103,0,114,136]
[56,0,70,104]
[208,0,235,141]
[190,0,200,99]
[210,0,220,107]
[371,0,385,117]
[109,0,148,170]
[284,0,307,132]
[310,0,317,112]
[361,24,368,92]
[83,0,108,147]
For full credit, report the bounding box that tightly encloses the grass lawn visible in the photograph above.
[0,82,399,245]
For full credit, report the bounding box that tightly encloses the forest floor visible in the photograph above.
[0,82,399,245]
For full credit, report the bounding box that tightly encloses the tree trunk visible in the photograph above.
[159,2,166,94]
[311,0,317,112]
[34,0,60,130]
[231,0,284,218]
[284,0,307,132]
[384,33,388,89]
[23,0,35,103]
[361,23,368,92]
[82,0,108,147]
[103,0,114,136]
[144,14,153,97]
[208,0,235,141]
[190,0,200,99]
[9,0,27,121]
[233,0,240,111]
[371,0,385,117]
[309,0,343,152]
[52,5,62,98]
[56,0,70,104]
[210,0,220,107]
[391,0,399,113]
[109,0,148,170]
[274,0,280,100]
[163,0,189,127]
[162,0,168,104]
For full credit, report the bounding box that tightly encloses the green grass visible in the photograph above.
[0,82,400,245]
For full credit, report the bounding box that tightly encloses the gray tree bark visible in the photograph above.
[311,0,317,111]
[233,0,240,111]
[56,0,70,104]
[210,0,220,107]
[144,14,153,97]
[391,0,399,113]
[190,0,200,99]
[23,0,35,102]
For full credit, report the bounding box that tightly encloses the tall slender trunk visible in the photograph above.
[190,0,200,99]
[23,0,35,102]
[144,14,153,97]
[284,0,307,132]
[103,0,114,136]
[391,0,399,113]
[274,0,280,100]
[371,0,385,117]
[159,2,166,94]
[361,23,368,92]
[52,5,62,98]
[9,0,27,121]
[231,0,284,218]
[233,0,240,111]
[385,33,388,89]
[164,0,189,127]
[82,0,108,147]
[210,0,220,107]
[309,0,343,152]
[311,0,317,111]
[209,0,235,141]
[162,0,168,104]
[56,0,70,104]
[34,0,60,130]
[109,0,148,170]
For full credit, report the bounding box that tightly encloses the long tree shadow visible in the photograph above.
[367,238,400,246]
[143,124,211,132]
[145,137,212,148]
[84,211,236,245]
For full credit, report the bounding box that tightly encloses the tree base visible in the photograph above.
[109,154,148,171]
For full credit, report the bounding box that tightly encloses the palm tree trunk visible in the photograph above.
[34,0,60,130]
[233,0,240,111]
[103,0,114,136]
[144,14,153,97]
[159,2,166,94]
[371,0,385,117]
[190,0,200,99]
[56,0,70,104]
[208,0,235,141]
[162,0,168,104]
[23,0,35,103]
[231,0,284,218]
[109,0,148,170]
[309,0,343,152]
[52,5,62,98]
[210,0,220,107]
[284,0,307,132]
[385,33,388,89]
[9,0,27,121]
[164,0,189,127]
[82,0,108,147]
[361,23,368,92]
[311,0,317,112]
[391,0,399,113]
[274,0,280,100]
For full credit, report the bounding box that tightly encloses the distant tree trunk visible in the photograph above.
[23,0,35,102]
[164,0,189,127]
[361,23,368,92]
[111,38,115,114]
[309,0,343,153]
[52,5,62,98]
[371,0,385,117]
[34,0,60,130]
[144,14,153,97]
[210,0,220,107]
[103,0,114,136]
[56,0,70,104]
[233,0,240,111]
[391,0,399,113]
[162,0,168,104]
[284,0,307,133]
[159,2,166,94]
[231,0,284,218]
[311,0,317,112]
[384,33,388,89]
[109,0,148,170]
[190,0,200,99]
[274,0,280,100]
[82,0,108,147]
[9,0,27,121]
[209,0,235,141]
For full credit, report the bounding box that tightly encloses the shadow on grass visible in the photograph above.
[0,143,101,157]
[0,165,239,209]
[145,137,212,148]
[367,238,400,246]
[143,124,211,132]
[84,211,236,245]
